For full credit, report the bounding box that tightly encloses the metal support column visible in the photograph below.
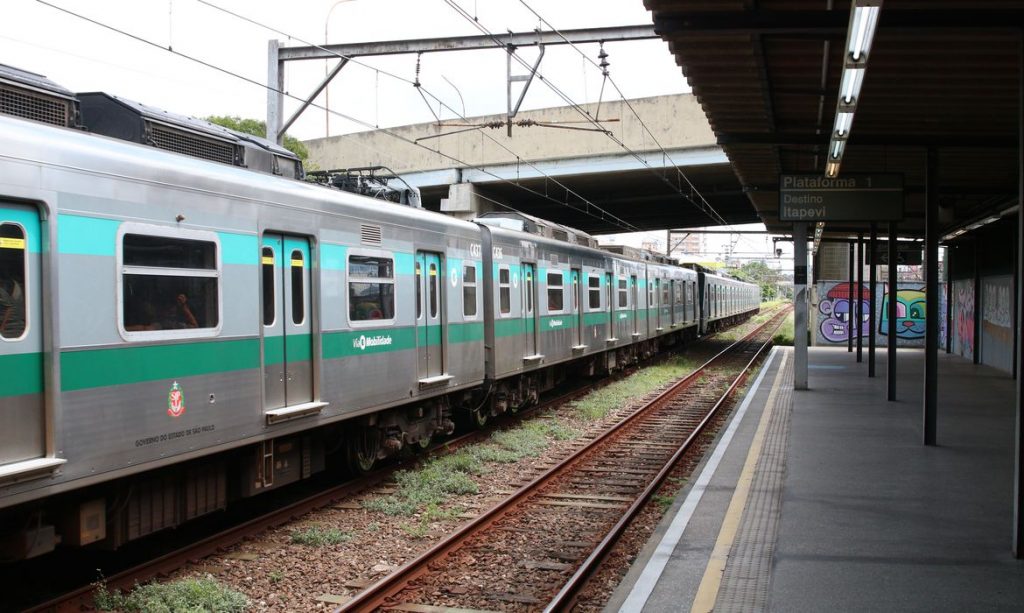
[1013,30,1024,558]
[974,239,982,365]
[848,241,855,353]
[267,40,284,145]
[869,224,877,377]
[794,222,809,390]
[888,223,898,401]
[946,246,953,354]
[857,233,864,363]
[924,147,939,447]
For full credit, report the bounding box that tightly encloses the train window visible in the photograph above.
[290,250,304,325]
[648,278,655,307]
[618,278,628,308]
[463,264,477,318]
[525,269,533,314]
[0,223,27,340]
[571,270,579,312]
[121,232,219,335]
[429,263,439,318]
[261,247,275,327]
[662,280,669,307]
[588,275,601,310]
[499,267,511,315]
[349,255,395,321]
[415,261,422,319]
[547,271,564,312]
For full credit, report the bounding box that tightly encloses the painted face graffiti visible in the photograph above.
[880,288,926,339]
[954,282,974,356]
[818,283,871,343]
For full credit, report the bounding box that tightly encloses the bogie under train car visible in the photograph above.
[0,113,758,560]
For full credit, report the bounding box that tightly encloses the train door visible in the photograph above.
[651,278,659,331]
[649,274,658,335]
[0,204,43,466]
[669,279,677,327]
[416,252,444,379]
[605,272,615,338]
[262,234,313,410]
[571,268,582,347]
[523,263,538,357]
[630,274,638,336]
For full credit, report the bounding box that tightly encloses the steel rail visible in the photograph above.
[28,308,770,612]
[545,308,790,611]
[338,308,789,612]
[26,322,717,612]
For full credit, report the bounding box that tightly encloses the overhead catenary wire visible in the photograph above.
[516,0,763,240]
[445,0,729,227]
[190,0,641,234]
[517,0,719,212]
[195,0,676,246]
[34,0,642,234]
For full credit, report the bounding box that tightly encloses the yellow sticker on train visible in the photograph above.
[0,237,25,250]
[261,256,275,265]
[291,259,304,267]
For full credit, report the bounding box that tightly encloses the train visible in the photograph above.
[0,74,759,561]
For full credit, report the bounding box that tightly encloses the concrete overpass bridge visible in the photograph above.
[304,94,755,234]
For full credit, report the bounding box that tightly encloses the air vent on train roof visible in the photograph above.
[360,224,382,246]
[0,63,79,128]
[76,92,303,179]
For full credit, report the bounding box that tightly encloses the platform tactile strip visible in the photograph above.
[715,354,793,613]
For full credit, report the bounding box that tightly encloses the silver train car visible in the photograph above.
[0,113,758,559]
[699,271,762,334]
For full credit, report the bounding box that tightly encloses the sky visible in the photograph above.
[4,0,690,141]
[2,0,787,262]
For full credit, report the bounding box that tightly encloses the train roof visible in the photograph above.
[0,113,475,235]
[0,63,76,100]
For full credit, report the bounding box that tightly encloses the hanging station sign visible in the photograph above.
[867,242,923,266]
[779,174,904,222]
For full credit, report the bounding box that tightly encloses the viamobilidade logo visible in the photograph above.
[353,334,394,351]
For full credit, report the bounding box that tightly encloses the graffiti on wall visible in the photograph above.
[817,283,870,343]
[982,280,1012,328]
[879,288,926,340]
[814,281,945,347]
[980,275,1014,373]
[952,280,974,358]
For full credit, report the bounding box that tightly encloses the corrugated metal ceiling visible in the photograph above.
[646,0,1022,235]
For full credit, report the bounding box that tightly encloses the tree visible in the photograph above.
[204,115,309,162]
[730,260,782,302]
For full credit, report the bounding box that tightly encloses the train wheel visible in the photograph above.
[347,427,380,474]
[472,408,489,429]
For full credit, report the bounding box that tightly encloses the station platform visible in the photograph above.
[606,346,1024,612]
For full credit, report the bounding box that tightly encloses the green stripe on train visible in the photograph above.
[264,333,313,366]
[264,335,285,366]
[60,338,260,392]
[449,322,484,344]
[0,352,43,397]
[322,327,418,359]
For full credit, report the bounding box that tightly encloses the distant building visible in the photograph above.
[669,231,705,259]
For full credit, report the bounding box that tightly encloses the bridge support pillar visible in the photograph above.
[440,183,499,221]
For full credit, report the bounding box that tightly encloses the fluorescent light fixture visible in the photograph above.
[830,139,846,160]
[849,5,881,62]
[826,161,840,177]
[833,112,854,137]
[840,67,865,104]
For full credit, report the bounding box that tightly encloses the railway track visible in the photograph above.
[339,307,790,612]
[26,315,775,612]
